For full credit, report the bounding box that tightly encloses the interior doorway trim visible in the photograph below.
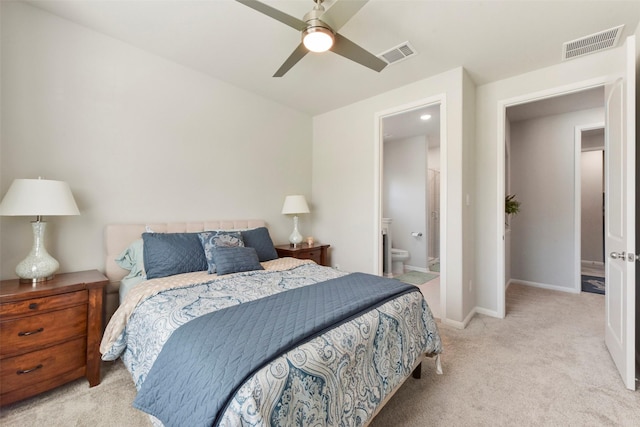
[574,122,605,293]
[496,76,611,318]
[374,93,447,322]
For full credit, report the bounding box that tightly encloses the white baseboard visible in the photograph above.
[441,317,466,329]
[511,279,581,294]
[581,260,605,267]
[442,307,482,329]
[404,265,429,273]
[475,306,501,318]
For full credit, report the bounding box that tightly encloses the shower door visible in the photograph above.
[428,168,440,270]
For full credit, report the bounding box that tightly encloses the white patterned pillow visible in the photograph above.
[198,231,244,274]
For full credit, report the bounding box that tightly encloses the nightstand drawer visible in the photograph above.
[275,244,330,267]
[0,290,87,319]
[0,305,87,356]
[300,250,322,264]
[0,337,86,396]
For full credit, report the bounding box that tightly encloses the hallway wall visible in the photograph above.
[509,107,604,291]
[581,149,604,264]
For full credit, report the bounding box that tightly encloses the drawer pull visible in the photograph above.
[29,303,39,310]
[17,364,43,375]
[18,327,44,337]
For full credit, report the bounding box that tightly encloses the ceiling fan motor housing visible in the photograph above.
[303,3,333,32]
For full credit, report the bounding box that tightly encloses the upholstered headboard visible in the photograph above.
[103,219,266,322]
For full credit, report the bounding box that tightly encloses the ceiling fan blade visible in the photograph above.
[320,0,369,31]
[273,43,308,77]
[332,33,387,72]
[236,0,307,31]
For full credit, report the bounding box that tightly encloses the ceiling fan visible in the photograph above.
[236,0,387,77]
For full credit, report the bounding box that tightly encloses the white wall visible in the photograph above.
[383,135,427,270]
[475,46,626,314]
[0,2,313,279]
[509,108,603,290]
[461,70,477,318]
[312,67,475,325]
[581,149,604,264]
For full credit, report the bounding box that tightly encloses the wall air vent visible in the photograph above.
[378,42,417,65]
[562,25,624,61]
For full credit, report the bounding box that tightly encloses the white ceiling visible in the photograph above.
[24,0,640,116]
[383,103,440,143]
[506,86,605,122]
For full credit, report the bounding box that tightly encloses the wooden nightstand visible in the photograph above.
[0,270,107,406]
[275,243,330,267]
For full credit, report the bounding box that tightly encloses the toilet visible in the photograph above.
[382,218,410,276]
[391,248,410,276]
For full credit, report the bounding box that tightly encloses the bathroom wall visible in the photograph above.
[383,135,428,271]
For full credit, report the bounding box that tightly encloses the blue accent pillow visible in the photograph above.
[213,246,264,276]
[241,227,278,262]
[142,233,208,279]
[198,231,244,274]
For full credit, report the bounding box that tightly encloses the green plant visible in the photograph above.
[505,194,521,215]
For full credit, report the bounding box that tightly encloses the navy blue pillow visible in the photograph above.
[241,227,278,262]
[142,232,208,279]
[213,246,264,275]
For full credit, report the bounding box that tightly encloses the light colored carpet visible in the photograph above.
[1,284,638,426]
[396,270,439,285]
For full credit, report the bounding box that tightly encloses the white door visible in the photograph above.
[604,36,636,391]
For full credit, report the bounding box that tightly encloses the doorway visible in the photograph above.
[382,104,440,274]
[503,87,605,300]
[375,96,446,320]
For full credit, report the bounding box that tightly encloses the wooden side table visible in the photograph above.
[275,243,330,267]
[0,270,107,406]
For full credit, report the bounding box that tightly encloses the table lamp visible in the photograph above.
[281,195,310,247]
[0,178,80,284]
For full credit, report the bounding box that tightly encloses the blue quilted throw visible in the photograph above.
[133,272,419,427]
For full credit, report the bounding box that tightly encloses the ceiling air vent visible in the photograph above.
[378,42,417,65]
[562,25,624,61]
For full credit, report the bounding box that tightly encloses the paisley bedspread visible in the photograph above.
[101,261,442,426]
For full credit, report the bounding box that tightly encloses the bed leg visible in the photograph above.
[412,362,422,379]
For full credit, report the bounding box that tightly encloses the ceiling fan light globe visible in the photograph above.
[302,27,334,52]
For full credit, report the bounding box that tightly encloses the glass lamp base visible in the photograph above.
[288,215,303,246]
[16,221,59,285]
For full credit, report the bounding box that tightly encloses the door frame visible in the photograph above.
[496,76,611,318]
[574,122,605,293]
[374,94,447,321]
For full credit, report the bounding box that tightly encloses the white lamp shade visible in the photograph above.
[0,178,80,216]
[281,195,310,215]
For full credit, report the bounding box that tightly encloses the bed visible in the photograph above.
[100,220,442,427]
